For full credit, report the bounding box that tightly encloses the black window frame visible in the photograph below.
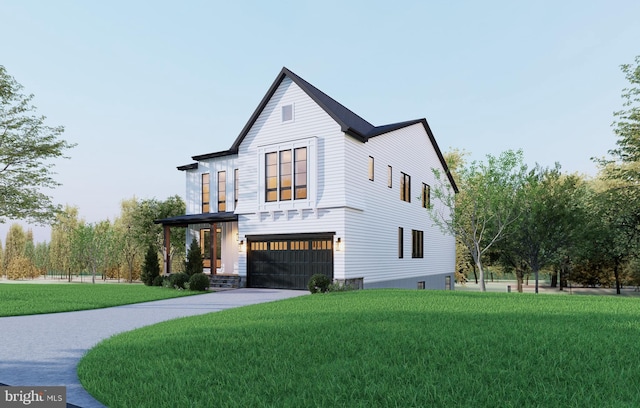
[412,229,424,258]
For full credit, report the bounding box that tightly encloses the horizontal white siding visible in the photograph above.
[343,123,455,286]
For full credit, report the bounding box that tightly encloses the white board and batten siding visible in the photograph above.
[342,123,456,289]
[234,77,348,279]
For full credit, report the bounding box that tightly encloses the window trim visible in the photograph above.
[218,171,226,212]
[412,229,424,258]
[398,227,404,259]
[400,172,411,203]
[388,165,392,188]
[368,156,374,181]
[422,183,430,209]
[202,173,210,213]
[234,168,239,208]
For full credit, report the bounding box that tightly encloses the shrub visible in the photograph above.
[169,273,189,290]
[141,245,161,286]
[328,282,357,292]
[152,275,164,287]
[188,273,210,292]
[308,274,331,294]
[184,238,203,277]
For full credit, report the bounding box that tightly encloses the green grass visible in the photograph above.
[0,284,200,316]
[78,290,640,408]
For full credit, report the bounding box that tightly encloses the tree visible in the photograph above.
[141,244,160,286]
[3,223,27,274]
[497,166,586,292]
[0,65,75,224]
[49,206,80,281]
[185,237,203,277]
[430,150,527,291]
[71,221,113,284]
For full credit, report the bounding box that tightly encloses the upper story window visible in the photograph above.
[265,147,308,202]
[234,169,239,207]
[282,104,293,122]
[218,171,226,212]
[388,165,392,188]
[368,156,374,181]
[202,173,210,213]
[400,172,411,202]
[422,183,431,209]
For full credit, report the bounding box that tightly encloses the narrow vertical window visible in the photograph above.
[280,149,292,200]
[412,229,424,258]
[388,165,392,188]
[422,183,430,208]
[398,227,404,259]
[400,172,411,202]
[294,147,307,199]
[234,169,239,207]
[218,171,226,212]
[265,152,277,202]
[202,173,210,213]
[282,104,293,122]
[200,228,211,268]
[368,156,374,181]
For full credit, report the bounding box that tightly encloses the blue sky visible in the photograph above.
[1,0,639,243]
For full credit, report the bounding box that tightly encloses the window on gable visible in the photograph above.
[282,104,293,122]
[412,229,424,258]
[422,183,430,209]
[400,172,411,202]
[388,165,392,188]
[202,173,210,213]
[218,171,226,212]
[368,156,374,181]
[266,152,277,202]
[398,227,404,259]
[265,147,308,202]
[294,147,307,199]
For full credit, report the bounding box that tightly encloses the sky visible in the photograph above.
[1,0,639,243]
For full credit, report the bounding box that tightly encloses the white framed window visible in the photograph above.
[258,137,316,211]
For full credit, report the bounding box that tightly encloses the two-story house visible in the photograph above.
[156,67,458,290]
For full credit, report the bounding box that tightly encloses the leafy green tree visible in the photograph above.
[33,241,49,276]
[185,237,203,277]
[0,65,75,224]
[71,220,114,284]
[430,150,528,291]
[49,206,79,280]
[497,166,587,292]
[3,223,27,273]
[141,244,160,286]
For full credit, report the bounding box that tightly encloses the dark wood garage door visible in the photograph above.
[247,233,334,290]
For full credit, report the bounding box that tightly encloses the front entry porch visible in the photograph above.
[154,212,240,276]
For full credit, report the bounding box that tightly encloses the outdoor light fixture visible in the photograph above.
[239,240,246,253]
[336,237,342,251]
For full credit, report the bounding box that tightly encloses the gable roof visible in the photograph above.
[187,68,457,192]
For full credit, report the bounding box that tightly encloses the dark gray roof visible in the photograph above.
[187,67,457,192]
[154,212,238,227]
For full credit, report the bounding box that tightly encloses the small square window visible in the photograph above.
[282,104,293,122]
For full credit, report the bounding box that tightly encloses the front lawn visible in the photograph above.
[0,283,200,317]
[78,290,640,407]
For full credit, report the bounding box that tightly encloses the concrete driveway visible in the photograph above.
[0,288,307,408]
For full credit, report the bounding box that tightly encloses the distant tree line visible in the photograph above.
[0,196,186,282]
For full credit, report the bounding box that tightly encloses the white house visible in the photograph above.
[156,67,458,290]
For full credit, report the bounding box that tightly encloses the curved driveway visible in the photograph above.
[0,288,307,408]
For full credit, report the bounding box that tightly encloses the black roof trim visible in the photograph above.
[177,163,198,171]
[154,212,238,227]
[186,67,457,192]
[192,149,237,161]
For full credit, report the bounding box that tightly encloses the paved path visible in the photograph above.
[0,288,307,407]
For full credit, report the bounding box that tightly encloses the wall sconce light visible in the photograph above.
[335,237,342,252]
[239,240,246,253]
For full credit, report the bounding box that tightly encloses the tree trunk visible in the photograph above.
[477,260,486,291]
[516,268,524,293]
[550,268,558,288]
[614,261,621,295]
[534,269,539,294]
[472,264,478,284]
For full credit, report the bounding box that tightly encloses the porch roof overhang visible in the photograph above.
[154,212,238,227]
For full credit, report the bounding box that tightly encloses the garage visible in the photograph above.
[247,233,334,290]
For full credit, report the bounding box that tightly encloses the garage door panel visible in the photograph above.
[247,235,333,290]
